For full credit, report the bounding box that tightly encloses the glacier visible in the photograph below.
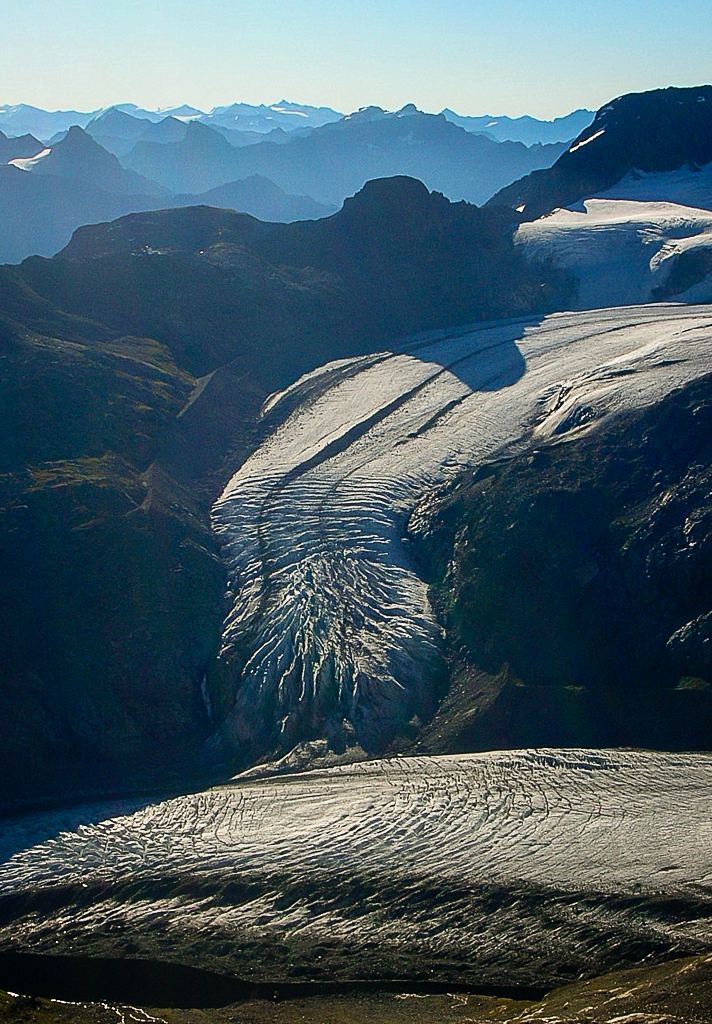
[516,199,712,308]
[212,304,712,759]
[1,750,711,986]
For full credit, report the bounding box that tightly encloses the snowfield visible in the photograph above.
[600,161,712,212]
[516,199,712,308]
[212,304,712,755]
[1,750,712,985]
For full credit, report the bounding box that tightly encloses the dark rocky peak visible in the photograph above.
[339,174,438,223]
[0,130,44,162]
[564,84,712,173]
[327,175,521,270]
[488,84,712,218]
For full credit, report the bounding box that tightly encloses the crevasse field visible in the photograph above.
[213,303,712,752]
[1,750,712,986]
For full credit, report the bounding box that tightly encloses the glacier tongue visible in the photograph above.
[212,305,712,759]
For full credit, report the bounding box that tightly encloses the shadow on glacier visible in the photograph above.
[396,313,540,393]
[0,795,164,865]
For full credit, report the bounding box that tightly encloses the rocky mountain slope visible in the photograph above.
[488,85,712,217]
[0,179,567,806]
[410,369,712,753]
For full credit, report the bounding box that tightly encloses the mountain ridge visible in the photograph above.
[122,105,566,205]
[1,99,593,146]
[488,85,712,217]
[442,107,594,145]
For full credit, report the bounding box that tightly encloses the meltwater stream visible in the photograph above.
[211,304,712,756]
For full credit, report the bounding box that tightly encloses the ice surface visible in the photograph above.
[213,306,712,753]
[1,750,711,984]
[516,199,712,307]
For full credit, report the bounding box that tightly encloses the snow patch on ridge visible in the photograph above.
[8,147,51,170]
[569,127,605,152]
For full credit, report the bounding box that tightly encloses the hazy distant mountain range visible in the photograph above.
[0,101,575,262]
[121,104,567,203]
[442,107,594,145]
[0,123,337,262]
[0,99,593,144]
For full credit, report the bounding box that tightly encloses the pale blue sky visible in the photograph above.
[1,0,711,117]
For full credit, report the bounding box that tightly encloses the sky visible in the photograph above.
[2,0,712,118]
